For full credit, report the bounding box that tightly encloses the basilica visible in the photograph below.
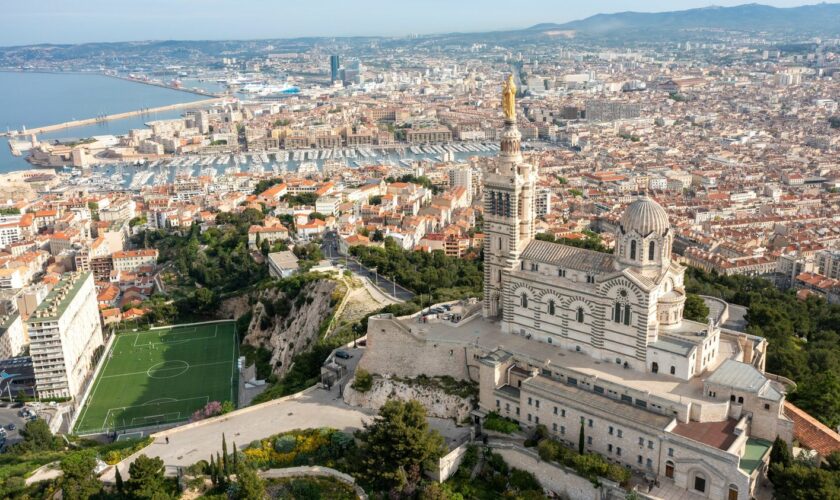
[360,79,794,500]
[483,94,716,381]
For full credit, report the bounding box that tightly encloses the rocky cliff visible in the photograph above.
[221,278,343,378]
[343,375,474,423]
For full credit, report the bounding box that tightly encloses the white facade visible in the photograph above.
[0,312,26,360]
[27,272,103,400]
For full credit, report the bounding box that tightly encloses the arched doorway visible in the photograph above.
[652,362,659,374]
[728,485,739,500]
[665,460,674,479]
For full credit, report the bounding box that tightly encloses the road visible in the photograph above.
[321,232,416,302]
[106,385,374,480]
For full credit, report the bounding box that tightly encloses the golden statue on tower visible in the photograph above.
[502,74,517,122]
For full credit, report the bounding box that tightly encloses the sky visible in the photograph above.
[0,0,825,46]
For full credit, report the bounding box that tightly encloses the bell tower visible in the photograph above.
[483,75,536,322]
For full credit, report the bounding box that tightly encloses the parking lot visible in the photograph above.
[0,403,36,448]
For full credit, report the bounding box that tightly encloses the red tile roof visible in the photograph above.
[785,402,840,457]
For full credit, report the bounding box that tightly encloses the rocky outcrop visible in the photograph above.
[343,376,473,423]
[224,279,342,378]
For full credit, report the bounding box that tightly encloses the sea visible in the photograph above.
[0,71,206,172]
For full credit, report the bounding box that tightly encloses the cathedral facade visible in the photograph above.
[483,110,718,380]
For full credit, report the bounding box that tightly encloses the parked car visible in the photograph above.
[6,423,16,431]
[334,350,352,360]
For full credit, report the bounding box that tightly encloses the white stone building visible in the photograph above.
[27,272,103,400]
[360,89,793,500]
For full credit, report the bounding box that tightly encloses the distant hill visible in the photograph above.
[528,3,840,36]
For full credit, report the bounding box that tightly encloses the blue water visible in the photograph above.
[0,72,205,172]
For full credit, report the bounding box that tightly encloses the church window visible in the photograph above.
[548,300,556,315]
[624,306,631,325]
[649,241,656,261]
[576,307,585,323]
[521,294,528,308]
[558,268,566,277]
[614,303,622,323]
[490,192,496,215]
[630,240,637,260]
[670,366,676,375]
[498,237,502,250]
[504,193,511,216]
[586,275,595,284]
[520,261,525,270]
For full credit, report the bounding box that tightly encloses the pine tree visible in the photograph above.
[115,466,124,494]
[216,451,225,486]
[222,434,229,476]
[768,435,792,484]
[210,455,217,486]
[232,441,238,473]
[578,418,585,455]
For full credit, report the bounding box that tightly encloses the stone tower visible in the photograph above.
[483,77,537,321]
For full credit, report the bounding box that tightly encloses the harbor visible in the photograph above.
[62,142,501,191]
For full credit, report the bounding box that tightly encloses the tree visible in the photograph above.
[769,436,792,483]
[793,370,840,429]
[222,434,229,477]
[355,399,447,491]
[60,450,102,499]
[115,466,125,494]
[15,418,58,453]
[234,464,266,499]
[683,294,710,322]
[127,454,171,499]
[578,418,585,455]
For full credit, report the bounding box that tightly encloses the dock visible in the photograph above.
[0,97,227,138]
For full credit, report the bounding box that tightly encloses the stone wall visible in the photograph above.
[343,375,473,422]
[360,315,476,381]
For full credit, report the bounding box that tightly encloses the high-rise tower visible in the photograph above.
[483,75,537,322]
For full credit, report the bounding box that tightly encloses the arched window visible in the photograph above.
[623,306,631,325]
[521,294,528,308]
[649,241,656,261]
[630,240,637,260]
[576,307,585,323]
[652,362,659,373]
[693,473,707,493]
[614,303,622,322]
[548,300,556,315]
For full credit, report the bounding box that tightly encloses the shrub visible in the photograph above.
[190,401,223,422]
[351,369,373,392]
[274,435,297,453]
[483,412,519,434]
[509,468,542,492]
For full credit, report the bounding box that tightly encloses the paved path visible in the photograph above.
[321,232,415,302]
[105,386,373,480]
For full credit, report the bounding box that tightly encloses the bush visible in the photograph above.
[351,369,373,392]
[274,435,297,453]
[483,412,519,434]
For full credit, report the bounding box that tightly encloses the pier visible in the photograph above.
[0,97,227,138]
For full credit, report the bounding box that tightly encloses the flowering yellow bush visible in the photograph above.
[242,428,339,468]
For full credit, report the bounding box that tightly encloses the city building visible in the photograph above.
[27,272,104,399]
[330,55,341,83]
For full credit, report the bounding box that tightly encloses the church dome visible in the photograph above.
[619,196,670,236]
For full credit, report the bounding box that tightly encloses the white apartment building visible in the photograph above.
[27,272,103,399]
[112,249,159,273]
[0,311,26,360]
[0,221,22,250]
[816,249,840,280]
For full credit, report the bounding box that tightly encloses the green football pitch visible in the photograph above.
[74,322,238,435]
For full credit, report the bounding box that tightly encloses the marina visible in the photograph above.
[62,142,500,191]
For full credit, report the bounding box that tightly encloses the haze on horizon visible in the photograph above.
[1,0,828,47]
